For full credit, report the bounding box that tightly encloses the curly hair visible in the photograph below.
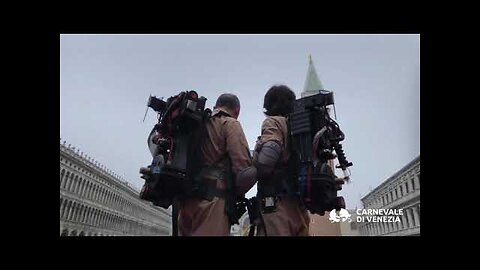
[263,85,296,116]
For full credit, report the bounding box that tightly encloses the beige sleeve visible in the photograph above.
[255,117,285,152]
[225,120,252,175]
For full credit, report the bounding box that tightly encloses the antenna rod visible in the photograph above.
[142,94,151,122]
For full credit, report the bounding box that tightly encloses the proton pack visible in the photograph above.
[288,90,353,215]
[139,90,211,209]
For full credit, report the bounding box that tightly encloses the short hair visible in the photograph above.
[215,93,240,110]
[263,85,296,116]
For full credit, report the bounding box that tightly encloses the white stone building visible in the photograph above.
[60,140,172,236]
[359,156,420,236]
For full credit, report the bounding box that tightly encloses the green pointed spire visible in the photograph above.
[302,54,325,97]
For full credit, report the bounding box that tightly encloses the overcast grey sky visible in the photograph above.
[60,34,419,208]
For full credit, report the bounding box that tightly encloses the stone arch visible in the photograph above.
[71,202,78,222]
[94,209,99,226]
[92,185,97,201]
[103,188,108,204]
[79,231,85,236]
[73,175,80,193]
[60,198,67,219]
[78,178,85,196]
[87,182,93,199]
[60,168,66,187]
[86,207,92,224]
[106,190,110,206]
[70,230,77,236]
[66,201,74,220]
[67,173,75,191]
[100,211,104,227]
[61,228,69,236]
[95,185,100,201]
[77,203,83,222]
[80,204,86,223]
[101,188,106,204]
[110,193,114,208]
[81,179,88,197]
[69,174,76,192]
[62,171,70,189]
[62,200,70,219]
[64,171,71,190]
[75,204,81,222]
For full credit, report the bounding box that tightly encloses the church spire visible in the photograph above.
[302,54,325,97]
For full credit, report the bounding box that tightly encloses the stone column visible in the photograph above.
[62,203,69,219]
[82,208,87,223]
[65,176,72,191]
[60,201,65,218]
[93,212,98,226]
[82,209,87,223]
[72,178,78,194]
[77,207,82,223]
[414,174,420,190]
[71,206,77,222]
[67,204,73,220]
[80,182,87,197]
[405,208,413,228]
[401,181,407,195]
[413,206,420,227]
[91,211,96,225]
[89,186,93,200]
[76,206,82,222]
[83,209,88,223]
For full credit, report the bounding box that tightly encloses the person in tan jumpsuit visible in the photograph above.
[252,85,310,236]
[177,93,253,236]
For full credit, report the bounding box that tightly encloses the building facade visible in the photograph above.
[359,156,420,236]
[60,140,172,236]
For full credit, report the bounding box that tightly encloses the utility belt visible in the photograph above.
[257,169,300,214]
[190,165,245,226]
[189,166,228,201]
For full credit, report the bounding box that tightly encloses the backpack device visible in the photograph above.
[139,91,211,209]
[288,90,353,215]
